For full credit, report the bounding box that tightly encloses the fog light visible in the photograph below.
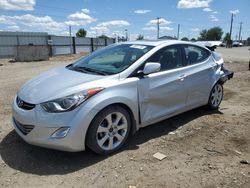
[51,127,70,139]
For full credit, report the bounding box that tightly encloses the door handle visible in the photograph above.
[178,74,186,81]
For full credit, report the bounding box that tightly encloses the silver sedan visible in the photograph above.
[12,40,233,154]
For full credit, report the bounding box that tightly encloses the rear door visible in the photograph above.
[181,44,214,108]
[138,44,188,125]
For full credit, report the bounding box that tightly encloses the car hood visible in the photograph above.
[18,67,119,104]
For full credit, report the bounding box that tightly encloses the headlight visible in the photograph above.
[41,87,104,113]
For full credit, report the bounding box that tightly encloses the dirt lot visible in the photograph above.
[0,47,250,188]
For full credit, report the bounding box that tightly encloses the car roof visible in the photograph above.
[122,39,190,47]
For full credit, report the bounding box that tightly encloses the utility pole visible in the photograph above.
[125,29,128,41]
[157,17,160,39]
[238,22,243,42]
[69,25,72,54]
[177,24,180,40]
[229,13,234,41]
[69,25,72,37]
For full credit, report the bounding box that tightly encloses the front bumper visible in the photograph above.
[12,96,98,152]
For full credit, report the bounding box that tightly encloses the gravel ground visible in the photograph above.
[0,47,250,188]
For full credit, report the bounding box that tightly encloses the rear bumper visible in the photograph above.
[219,68,234,84]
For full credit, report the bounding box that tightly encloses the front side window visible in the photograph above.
[183,45,211,65]
[146,45,183,71]
[68,44,153,75]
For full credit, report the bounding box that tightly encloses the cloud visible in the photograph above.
[0,0,35,11]
[230,9,240,14]
[134,9,151,14]
[97,20,130,28]
[6,25,20,31]
[146,18,171,26]
[209,14,219,22]
[143,26,173,31]
[212,11,218,14]
[65,9,96,26]
[203,8,212,12]
[91,26,109,32]
[90,26,109,36]
[177,0,212,9]
[89,20,130,37]
[191,28,200,32]
[0,9,96,35]
[0,17,7,23]
[0,14,66,33]
[160,26,174,31]
[81,8,90,14]
[143,26,157,31]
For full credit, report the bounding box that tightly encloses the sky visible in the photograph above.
[0,0,249,40]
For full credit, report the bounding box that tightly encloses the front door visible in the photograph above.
[138,45,188,124]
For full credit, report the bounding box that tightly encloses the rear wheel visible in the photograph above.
[86,106,131,155]
[208,83,223,109]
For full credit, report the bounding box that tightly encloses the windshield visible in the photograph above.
[68,44,153,75]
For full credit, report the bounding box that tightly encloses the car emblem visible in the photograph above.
[17,98,24,107]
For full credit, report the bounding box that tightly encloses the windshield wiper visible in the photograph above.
[71,66,108,75]
[81,67,109,75]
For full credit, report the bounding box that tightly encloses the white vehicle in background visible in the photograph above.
[195,41,223,51]
[232,41,243,47]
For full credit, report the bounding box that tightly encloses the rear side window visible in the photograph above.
[183,45,210,65]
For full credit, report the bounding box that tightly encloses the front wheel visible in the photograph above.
[86,106,131,155]
[208,83,224,109]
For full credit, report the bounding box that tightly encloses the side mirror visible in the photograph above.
[140,62,161,75]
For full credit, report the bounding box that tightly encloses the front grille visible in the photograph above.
[13,118,35,135]
[16,96,35,110]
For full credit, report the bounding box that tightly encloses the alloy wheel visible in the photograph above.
[211,84,223,107]
[96,112,128,151]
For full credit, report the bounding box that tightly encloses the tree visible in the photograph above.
[198,27,223,41]
[181,37,189,41]
[136,34,144,40]
[190,38,196,42]
[206,27,223,40]
[76,28,87,37]
[223,33,230,42]
[198,29,207,41]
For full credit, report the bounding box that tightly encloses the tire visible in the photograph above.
[86,105,131,155]
[208,83,224,110]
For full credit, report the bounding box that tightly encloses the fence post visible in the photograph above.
[48,35,53,57]
[91,38,94,52]
[105,38,108,46]
[72,37,76,54]
[15,34,20,59]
